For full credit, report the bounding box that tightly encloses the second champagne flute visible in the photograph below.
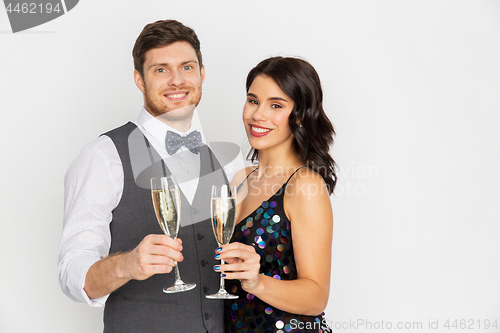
[151,176,196,293]
[206,184,238,299]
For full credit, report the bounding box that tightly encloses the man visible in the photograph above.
[58,20,234,332]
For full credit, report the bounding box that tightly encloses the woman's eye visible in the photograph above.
[271,104,282,109]
[248,99,258,105]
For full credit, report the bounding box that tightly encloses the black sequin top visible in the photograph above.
[225,168,332,333]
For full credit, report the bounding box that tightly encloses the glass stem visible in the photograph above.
[173,262,183,285]
[219,259,226,291]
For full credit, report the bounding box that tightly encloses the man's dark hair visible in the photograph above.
[132,19,203,78]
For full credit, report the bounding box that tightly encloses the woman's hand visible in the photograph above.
[214,242,262,293]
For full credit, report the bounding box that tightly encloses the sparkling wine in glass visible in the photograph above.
[206,184,238,299]
[151,176,196,293]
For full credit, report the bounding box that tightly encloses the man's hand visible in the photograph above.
[84,234,183,299]
[120,234,183,280]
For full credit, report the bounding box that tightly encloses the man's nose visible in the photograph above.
[168,70,185,87]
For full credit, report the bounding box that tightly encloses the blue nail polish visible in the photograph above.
[216,247,222,252]
[215,253,220,259]
[221,274,226,277]
[214,266,220,271]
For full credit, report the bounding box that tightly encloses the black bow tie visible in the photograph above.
[165,130,202,155]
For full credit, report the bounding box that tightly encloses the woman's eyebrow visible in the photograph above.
[247,93,288,103]
[269,97,288,102]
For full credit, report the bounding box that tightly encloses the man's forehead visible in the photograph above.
[144,42,198,64]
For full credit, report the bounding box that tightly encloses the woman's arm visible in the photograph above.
[217,169,333,315]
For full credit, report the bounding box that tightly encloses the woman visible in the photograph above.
[215,56,336,332]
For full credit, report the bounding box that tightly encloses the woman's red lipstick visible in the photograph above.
[249,124,271,137]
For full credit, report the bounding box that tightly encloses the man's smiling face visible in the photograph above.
[134,41,205,124]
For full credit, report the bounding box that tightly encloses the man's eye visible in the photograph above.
[183,65,193,70]
[248,100,258,105]
[156,68,166,73]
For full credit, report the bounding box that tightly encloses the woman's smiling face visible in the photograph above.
[243,75,295,153]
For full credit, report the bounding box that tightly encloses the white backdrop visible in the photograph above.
[1,1,500,332]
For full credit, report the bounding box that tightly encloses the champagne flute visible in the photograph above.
[151,176,196,293]
[206,184,238,299]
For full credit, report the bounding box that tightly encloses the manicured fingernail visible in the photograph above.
[215,254,220,259]
[221,274,226,277]
[214,266,220,271]
[216,247,222,252]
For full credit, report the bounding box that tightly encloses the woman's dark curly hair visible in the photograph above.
[246,56,337,194]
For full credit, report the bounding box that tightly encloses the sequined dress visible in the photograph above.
[225,168,332,333]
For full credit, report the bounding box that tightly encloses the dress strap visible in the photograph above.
[236,167,258,192]
[237,166,306,192]
[284,166,307,185]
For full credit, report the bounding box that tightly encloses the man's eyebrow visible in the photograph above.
[180,60,198,66]
[147,60,198,70]
[247,93,258,98]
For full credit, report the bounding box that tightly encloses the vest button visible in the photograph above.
[204,313,211,320]
[193,208,198,214]
[200,260,208,267]
[203,286,209,294]
[197,234,204,240]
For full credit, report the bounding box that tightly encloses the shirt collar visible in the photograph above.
[137,107,205,144]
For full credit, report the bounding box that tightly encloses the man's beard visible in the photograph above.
[144,85,202,124]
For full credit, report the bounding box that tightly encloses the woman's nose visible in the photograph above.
[252,106,267,121]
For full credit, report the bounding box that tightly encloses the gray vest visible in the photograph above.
[102,122,225,333]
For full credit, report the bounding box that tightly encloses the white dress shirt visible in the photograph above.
[58,107,242,307]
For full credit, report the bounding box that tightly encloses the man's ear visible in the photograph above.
[200,65,206,85]
[134,69,146,94]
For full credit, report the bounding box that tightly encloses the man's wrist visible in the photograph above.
[109,252,130,280]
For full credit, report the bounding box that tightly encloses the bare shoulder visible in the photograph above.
[229,166,258,188]
[284,167,333,228]
[285,167,330,201]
